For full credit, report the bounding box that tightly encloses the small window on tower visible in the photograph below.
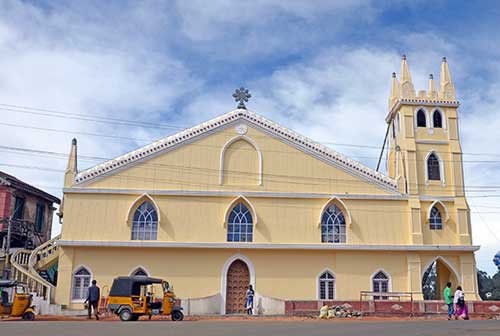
[416,109,426,127]
[433,111,443,128]
[427,153,441,181]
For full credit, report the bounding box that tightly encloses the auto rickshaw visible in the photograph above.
[0,280,36,320]
[106,276,184,321]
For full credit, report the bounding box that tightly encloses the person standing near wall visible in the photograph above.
[245,284,255,315]
[444,282,454,320]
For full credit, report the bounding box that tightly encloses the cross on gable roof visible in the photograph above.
[74,109,398,191]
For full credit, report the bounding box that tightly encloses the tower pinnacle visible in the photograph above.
[399,54,416,98]
[439,56,456,100]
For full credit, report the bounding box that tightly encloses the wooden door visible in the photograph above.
[225,260,250,314]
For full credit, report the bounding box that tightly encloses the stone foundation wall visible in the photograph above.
[285,300,500,316]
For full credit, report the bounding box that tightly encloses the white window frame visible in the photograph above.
[424,150,445,186]
[371,269,391,299]
[430,108,446,130]
[71,265,92,302]
[317,269,336,300]
[414,107,429,129]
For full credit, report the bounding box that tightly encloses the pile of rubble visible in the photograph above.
[319,304,362,319]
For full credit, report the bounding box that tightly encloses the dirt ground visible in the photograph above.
[1,313,497,322]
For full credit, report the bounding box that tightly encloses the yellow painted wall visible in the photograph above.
[61,192,412,245]
[55,246,478,309]
[81,125,393,195]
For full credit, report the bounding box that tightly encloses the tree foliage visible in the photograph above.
[477,270,500,300]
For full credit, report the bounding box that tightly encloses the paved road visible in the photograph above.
[1,320,499,336]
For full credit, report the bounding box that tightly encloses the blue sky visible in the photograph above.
[1,0,500,274]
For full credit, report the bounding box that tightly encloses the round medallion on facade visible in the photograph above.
[235,124,248,135]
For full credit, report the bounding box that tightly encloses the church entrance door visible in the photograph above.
[225,259,250,314]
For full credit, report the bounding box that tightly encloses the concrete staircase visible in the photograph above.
[10,235,61,314]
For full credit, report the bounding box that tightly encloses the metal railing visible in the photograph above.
[10,235,61,303]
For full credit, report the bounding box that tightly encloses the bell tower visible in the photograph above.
[385,55,471,245]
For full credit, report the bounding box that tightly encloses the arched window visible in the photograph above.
[227,202,253,242]
[319,271,335,300]
[429,206,442,230]
[131,201,158,240]
[433,110,443,128]
[427,153,441,181]
[72,267,91,301]
[131,267,148,277]
[321,204,346,243]
[416,109,427,127]
[372,271,389,300]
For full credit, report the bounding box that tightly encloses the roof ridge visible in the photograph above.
[75,109,397,190]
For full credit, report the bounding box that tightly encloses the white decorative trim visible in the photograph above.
[57,240,481,252]
[235,124,248,135]
[419,196,454,202]
[430,107,447,130]
[318,197,352,228]
[428,200,450,223]
[125,193,161,226]
[370,268,392,293]
[316,268,336,300]
[129,265,151,277]
[219,135,263,186]
[223,195,258,227]
[415,140,449,145]
[424,150,446,186]
[63,188,406,200]
[386,98,459,123]
[421,256,461,284]
[74,109,397,190]
[71,264,93,303]
[220,254,255,315]
[414,107,430,129]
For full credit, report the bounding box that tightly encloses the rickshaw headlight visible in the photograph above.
[168,298,175,303]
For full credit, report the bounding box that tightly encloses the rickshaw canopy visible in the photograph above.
[109,276,163,296]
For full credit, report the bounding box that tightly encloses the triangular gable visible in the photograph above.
[74,109,397,191]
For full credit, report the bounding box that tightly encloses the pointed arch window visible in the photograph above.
[427,153,441,181]
[131,201,158,240]
[319,271,335,300]
[417,109,427,127]
[227,202,253,242]
[72,267,91,301]
[433,110,443,128]
[372,271,389,300]
[321,204,346,243]
[429,206,442,230]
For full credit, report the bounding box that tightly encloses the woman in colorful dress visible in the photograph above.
[454,286,469,320]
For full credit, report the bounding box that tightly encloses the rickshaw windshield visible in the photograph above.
[16,285,27,294]
[162,282,170,293]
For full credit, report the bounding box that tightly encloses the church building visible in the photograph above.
[55,56,480,314]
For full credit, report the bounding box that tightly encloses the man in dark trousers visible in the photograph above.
[85,280,101,320]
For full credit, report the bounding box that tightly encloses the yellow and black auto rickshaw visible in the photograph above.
[0,280,36,320]
[106,276,184,321]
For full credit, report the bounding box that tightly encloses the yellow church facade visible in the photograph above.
[55,56,480,314]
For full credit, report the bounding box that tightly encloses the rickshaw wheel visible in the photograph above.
[171,310,184,321]
[119,308,133,321]
[22,312,35,321]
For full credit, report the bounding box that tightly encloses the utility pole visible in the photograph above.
[2,217,12,279]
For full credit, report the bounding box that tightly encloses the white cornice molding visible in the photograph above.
[63,188,407,200]
[74,109,397,191]
[415,140,449,145]
[0,176,10,186]
[386,98,460,123]
[57,240,480,252]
